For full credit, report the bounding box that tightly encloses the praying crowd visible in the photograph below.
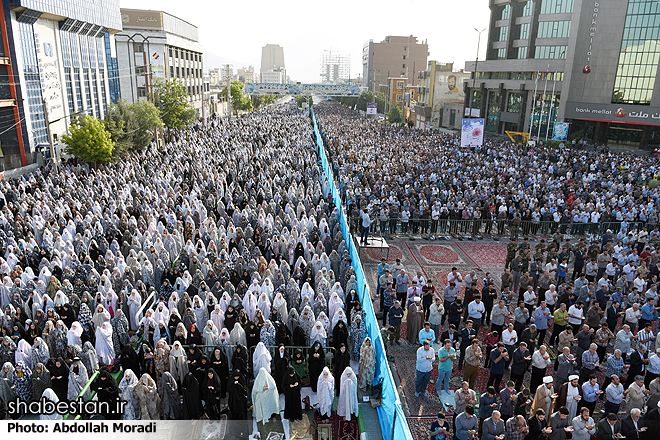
[0,103,374,426]
[316,102,660,238]
[312,102,660,440]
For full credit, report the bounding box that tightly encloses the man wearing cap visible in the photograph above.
[531,376,557,417]
[467,296,486,335]
[415,340,435,398]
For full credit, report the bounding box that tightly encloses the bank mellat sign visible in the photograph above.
[121,10,163,29]
[564,102,660,126]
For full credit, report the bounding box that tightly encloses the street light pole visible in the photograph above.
[469,28,486,119]
[42,98,57,174]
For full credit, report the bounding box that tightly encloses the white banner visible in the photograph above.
[461,118,484,147]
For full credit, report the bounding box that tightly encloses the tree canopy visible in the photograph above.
[222,80,252,115]
[153,78,196,130]
[63,115,115,164]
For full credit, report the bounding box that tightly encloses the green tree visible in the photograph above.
[221,80,253,115]
[296,95,307,108]
[375,92,387,113]
[334,96,358,108]
[130,100,163,149]
[388,105,402,124]
[356,91,374,112]
[153,78,195,130]
[63,115,114,164]
[104,100,138,158]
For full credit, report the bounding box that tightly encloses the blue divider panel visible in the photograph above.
[311,110,412,440]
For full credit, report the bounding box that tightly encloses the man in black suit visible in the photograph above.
[627,345,649,387]
[621,408,645,440]
[510,342,532,391]
[440,324,459,350]
[458,320,477,370]
[596,413,621,440]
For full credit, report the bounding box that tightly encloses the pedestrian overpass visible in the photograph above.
[244,82,361,96]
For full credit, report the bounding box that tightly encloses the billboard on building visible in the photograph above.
[366,102,377,114]
[434,72,469,104]
[461,118,484,147]
[552,122,569,140]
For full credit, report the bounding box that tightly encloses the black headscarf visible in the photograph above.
[282,366,302,421]
[227,369,248,419]
[181,372,203,419]
[91,368,120,419]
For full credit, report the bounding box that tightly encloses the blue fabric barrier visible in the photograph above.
[311,110,412,440]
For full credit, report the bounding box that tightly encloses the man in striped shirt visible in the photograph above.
[637,322,655,352]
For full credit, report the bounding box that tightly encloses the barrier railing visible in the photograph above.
[344,216,646,241]
[312,110,411,440]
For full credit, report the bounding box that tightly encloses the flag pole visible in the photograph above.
[528,71,539,143]
[545,71,558,141]
[537,64,550,141]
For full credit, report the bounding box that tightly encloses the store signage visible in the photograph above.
[565,101,660,126]
[583,0,600,74]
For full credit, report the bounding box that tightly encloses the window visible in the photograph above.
[471,90,482,109]
[522,0,534,16]
[612,0,660,105]
[507,92,521,113]
[491,72,509,80]
[516,23,530,40]
[170,66,174,77]
[537,21,571,38]
[396,94,403,102]
[497,26,509,42]
[402,64,406,68]
[169,48,172,58]
[137,87,147,98]
[499,4,511,20]
[516,46,529,59]
[534,45,567,59]
[133,43,143,53]
[540,0,574,14]
[403,55,406,60]
[449,109,456,126]
[496,48,506,59]
[397,81,404,89]
[486,91,501,132]
[511,72,532,80]
[135,66,146,75]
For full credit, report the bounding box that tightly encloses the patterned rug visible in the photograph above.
[454,242,508,268]
[407,416,437,440]
[195,415,228,440]
[313,412,359,440]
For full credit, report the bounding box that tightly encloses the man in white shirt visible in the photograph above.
[625,303,642,333]
[468,296,486,335]
[415,341,435,398]
[447,267,463,286]
[568,302,585,334]
[413,271,427,287]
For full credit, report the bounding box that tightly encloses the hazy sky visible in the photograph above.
[121,0,491,83]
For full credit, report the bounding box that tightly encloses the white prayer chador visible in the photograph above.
[95,321,115,365]
[252,342,272,378]
[242,292,258,320]
[210,305,224,332]
[309,320,327,346]
[337,367,359,421]
[66,321,83,347]
[40,388,63,420]
[251,367,280,425]
[257,293,271,321]
[203,320,219,347]
[317,367,335,418]
[168,341,188,384]
[229,322,247,347]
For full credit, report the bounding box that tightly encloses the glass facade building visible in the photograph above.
[612,0,660,105]
[4,0,122,159]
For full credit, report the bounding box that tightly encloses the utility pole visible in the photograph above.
[42,98,58,173]
[225,64,232,118]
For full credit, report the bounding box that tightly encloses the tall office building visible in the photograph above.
[115,9,206,116]
[260,44,285,83]
[362,35,429,92]
[465,0,660,149]
[320,50,350,83]
[0,0,122,169]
